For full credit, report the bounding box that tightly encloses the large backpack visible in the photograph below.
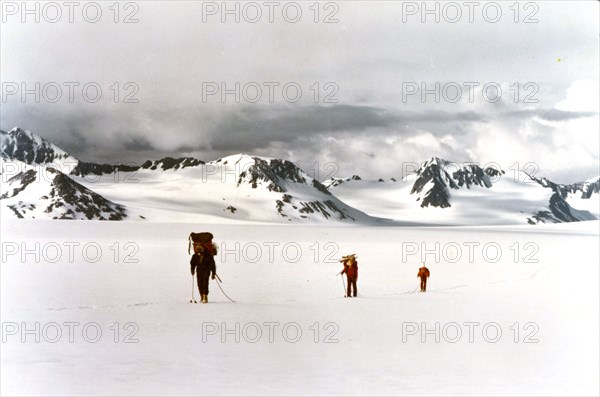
[340,254,357,266]
[188,232,214,254]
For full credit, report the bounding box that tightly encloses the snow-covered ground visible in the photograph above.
[326,172,598,225]
[1,219,598,396]
[566,186,600,219]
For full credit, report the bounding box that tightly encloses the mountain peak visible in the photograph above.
[322,174,364,188]
[412,158,496,208]
[212,153,264,165]
[9,126,28,135]
[1,158,128,220]
[423,156,450,167]
[236,156,308,193]
[1,127,76,168]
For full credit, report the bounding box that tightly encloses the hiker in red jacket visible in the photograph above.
[417,265,430,292]
[340,254,358,297]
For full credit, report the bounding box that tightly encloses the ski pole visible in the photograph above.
[190,276,197,303]
[340,273,346,297]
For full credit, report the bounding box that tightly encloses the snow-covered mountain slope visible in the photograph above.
[0,127,380,224]
[0,127,79,172]
[325,157,597,225]
[323,175,362,188]
[536,176,600,199]
[69,153,379,224]
[408,157,503,208]
[2,127,596,225]
[0,127,141,179]
[141,157,205,171]
[222,154,373,222]
[0,158,129,220]
[535,176,600,219]
[71,157,205,177]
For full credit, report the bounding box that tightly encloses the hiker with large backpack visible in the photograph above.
[339,254,358,298]
[189,233,218,303]
[417,264,430,292]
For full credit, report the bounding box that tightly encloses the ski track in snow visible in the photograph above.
[47,270,548,310]
[48,302,159,311]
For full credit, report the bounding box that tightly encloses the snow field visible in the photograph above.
[1,220,598,395]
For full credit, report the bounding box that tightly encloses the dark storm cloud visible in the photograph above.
[199,105,477,152]
[204,104,393,151]
[504,109,597,122]
[123,136,155,151]
[1,102,493,159]
[4,101,591,162]
[0,2,597,180]
[201,106,490,151]
[403,110,486,123]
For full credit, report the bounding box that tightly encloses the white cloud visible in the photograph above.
[556,79,599,113]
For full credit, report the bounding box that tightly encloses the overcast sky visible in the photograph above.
[1,1,598,182]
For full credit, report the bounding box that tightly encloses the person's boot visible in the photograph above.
[204,294,208,303]
[200,294,205,303]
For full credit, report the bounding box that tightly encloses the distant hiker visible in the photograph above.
[340,254,358,297]
[417,265,430,292]
[189,233,218,303]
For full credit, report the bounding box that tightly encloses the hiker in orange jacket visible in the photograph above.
[340,254,358,297]
[417,265,430,292]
